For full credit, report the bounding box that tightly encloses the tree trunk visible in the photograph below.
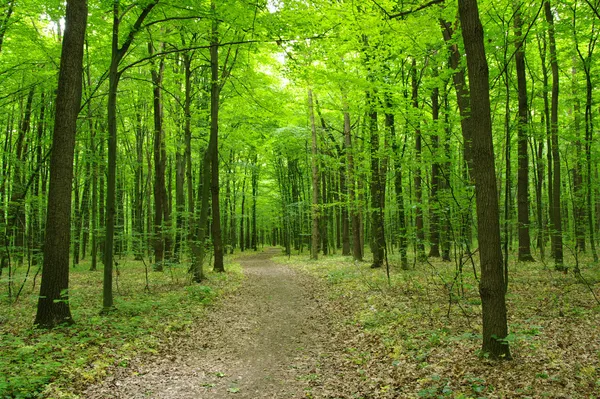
[429,74,441,258]
[151,46,166,270]
[514,2,535,261]
[411,60,426,261]
[367,92,385,269]
[545,0,564,269]
[458,0,511,360]
[35,0,87,328]
[103,0,158,311]
[251,156,259,252]
[210,11,224,273]
[308,88,320,260]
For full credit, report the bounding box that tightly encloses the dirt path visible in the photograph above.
[85,248,339,399]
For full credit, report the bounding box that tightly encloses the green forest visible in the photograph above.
[1,0,600,397]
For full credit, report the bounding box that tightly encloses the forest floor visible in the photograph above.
[86,247,600,399]
[85,247,342,398]
[83,247,600,399]
[3,247,600,398]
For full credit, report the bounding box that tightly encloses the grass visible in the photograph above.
[274,248,600,398]
[0,254,243,399]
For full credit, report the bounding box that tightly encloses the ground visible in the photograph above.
[82,247,600,399]
[85,248,337,398]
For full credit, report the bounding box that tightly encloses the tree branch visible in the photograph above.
[386,0,445,19]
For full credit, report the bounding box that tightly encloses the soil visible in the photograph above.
[85,248,344,399]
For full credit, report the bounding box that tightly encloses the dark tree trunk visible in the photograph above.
[344,98,361,261]
[368,93,385,269]
[210,13,224,273]
[429,74,441,258]
[308,89,320,260]
[545,0,564,269]
[514,3,535,262]
[240,170,247,252]
[321,171,328,255]
[151,47,166,270]
[458,0,511,360]
[133,111,144,260]
[411,60,426,261]
[251,157,259,251]
[35,0,87,328]
[175,144,185,261]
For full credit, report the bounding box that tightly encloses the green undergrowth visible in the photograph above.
[274,250,600,398]
[0,256,243,399]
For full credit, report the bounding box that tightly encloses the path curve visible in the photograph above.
[86,248,336,398]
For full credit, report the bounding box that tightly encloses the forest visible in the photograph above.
[1,0,600,397]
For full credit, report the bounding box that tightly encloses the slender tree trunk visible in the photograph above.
[308,88,320,260]
[458,0,511,359]
[104,0,158,311]
[514,2,535,261]
[9,87,34,266]
[572,63,586,254]
[251,156,258,252]
[429,74,441,258]
[367,92,385,269]
[240,170,247,252]
[35,0,87,328]
[210,11,224,273]
[582,62,598,261]
[545,0,564,269]
[151,47,166,270]
[412,60,426,261]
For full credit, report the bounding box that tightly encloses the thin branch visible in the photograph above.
[584,0,600,21]
[387,0,445,19]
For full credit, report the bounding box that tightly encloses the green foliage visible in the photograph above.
[0,258,242,398]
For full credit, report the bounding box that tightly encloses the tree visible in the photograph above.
[545,0,564,270]
[458,0,511,359]
[514,1,535,262]
[34,0,87,328]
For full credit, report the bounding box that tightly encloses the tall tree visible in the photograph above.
[309,88,320,260]
[35,0,87,328]
[514,1,535,262]
[545,0,564,269]
[104,0,158,311]
[458,0,511,359]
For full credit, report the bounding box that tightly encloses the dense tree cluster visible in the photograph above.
[1,0,600,359]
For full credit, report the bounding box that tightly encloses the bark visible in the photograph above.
[150,45,167,270]
[458,0,511,359]
[133,111,144,260]
[251,156,259,251]
[412,60,426,261]
[429,75,441,258]
[240,169,247,252]
[514,2,535,261]
[308,89,320,260]
[545,0,564,269]
[35,0,87,328]
[210,10,224,273]
[321,171,329,255]
[367,92,385,269]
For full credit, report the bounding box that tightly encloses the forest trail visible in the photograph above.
[85,248,338,398]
